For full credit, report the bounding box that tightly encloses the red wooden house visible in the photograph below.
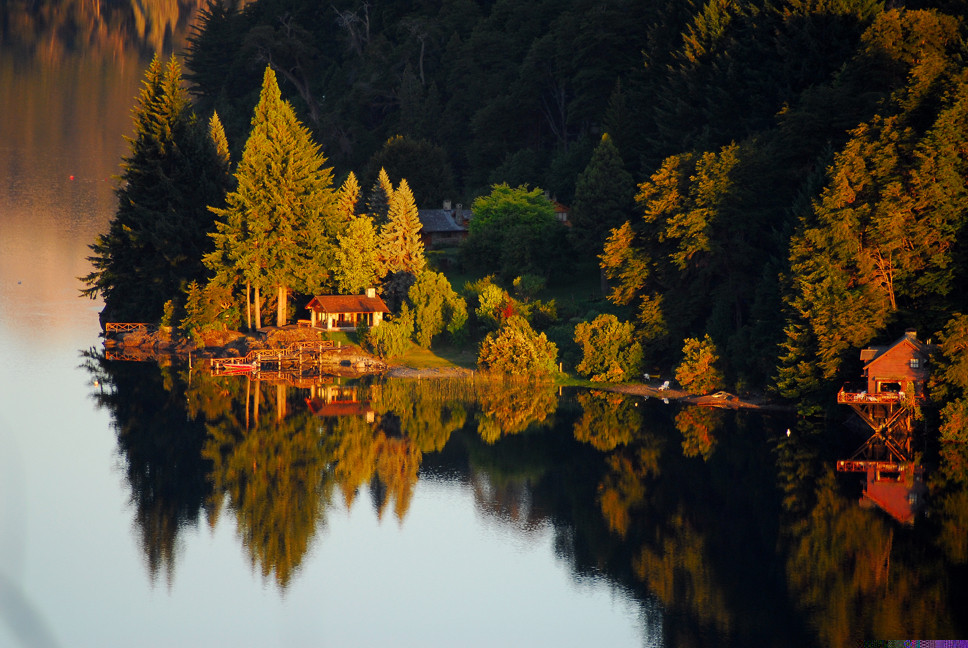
[836,330,935,524]
[857,329,933,399]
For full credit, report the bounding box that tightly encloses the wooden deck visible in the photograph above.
[210,340,340,378]
[836,389,902,404]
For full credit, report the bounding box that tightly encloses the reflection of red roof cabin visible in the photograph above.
[305,288,389,331]
[860,464,926,525]
[836,329,934,406]
[305,384,374,421]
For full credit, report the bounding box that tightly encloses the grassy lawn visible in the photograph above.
[319,330,359,346]
[396,342,478,369]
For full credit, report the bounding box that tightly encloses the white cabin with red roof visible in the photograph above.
[305,288,389,330]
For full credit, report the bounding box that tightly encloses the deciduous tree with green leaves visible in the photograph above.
[461,184,570,281]
[574,314,643,382]
[407,270,467,347]
[334,215,380,295]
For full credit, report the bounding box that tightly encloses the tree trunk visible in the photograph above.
[254,284,262,329]
[246,281,252,331]
[253,380,260,427]
[277,285,287,327]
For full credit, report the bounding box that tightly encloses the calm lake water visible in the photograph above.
[1,11,966,648]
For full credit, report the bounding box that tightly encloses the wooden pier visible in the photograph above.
[210,340,339,379]
[105,322,156,334]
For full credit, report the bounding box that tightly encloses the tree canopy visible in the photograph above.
[82,55,229,322]
[205,66,342,328]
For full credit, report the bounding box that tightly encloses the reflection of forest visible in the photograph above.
[83,352,968,642]
[2,0,209,62]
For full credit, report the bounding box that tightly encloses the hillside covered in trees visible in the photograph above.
[81,0,968,434]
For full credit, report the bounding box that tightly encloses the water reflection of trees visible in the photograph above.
[84,354,567,588]
[786,471,959,645]
[83,352,968,640]
[2,0,209,62]
[82,350,211,585]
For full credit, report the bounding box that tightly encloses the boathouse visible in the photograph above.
[837,329,935,432]
[857,329,934,399]
[836,330,935,524]
[305,289,389,330]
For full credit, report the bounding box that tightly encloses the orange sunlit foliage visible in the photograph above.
[787,472,957,646]
[597,442,662,538]
[373,433,422,521]
[675,407,725,460]
[572,390,638,451]
[632,510,734,638]
[203,405,328,589]
[475,379,558,443]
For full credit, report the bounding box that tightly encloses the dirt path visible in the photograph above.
[599,383,791,412]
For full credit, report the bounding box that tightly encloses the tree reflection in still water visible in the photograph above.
[82,354,968,642]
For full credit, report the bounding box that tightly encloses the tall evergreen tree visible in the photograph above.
[377,179,426,278]
[82,55,229,323]
[366,168,394,226]
[206,66,340,328]
[570,133,635,259]
[336,171,362,222]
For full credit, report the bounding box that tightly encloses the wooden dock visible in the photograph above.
[105,322,156,334]
[210,340,339,378]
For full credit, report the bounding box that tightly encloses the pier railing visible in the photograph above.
[105,322,156,334]
[836,389,902,405]
[210,340,338,375]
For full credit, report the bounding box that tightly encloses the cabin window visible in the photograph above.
[878,381,902,393]
[909,358,920,369]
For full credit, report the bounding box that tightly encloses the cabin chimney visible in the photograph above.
[365,287,376,298]
[443,199,452,210]
[905,329,917,340]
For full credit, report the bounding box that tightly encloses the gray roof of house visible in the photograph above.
[417,209,469,233]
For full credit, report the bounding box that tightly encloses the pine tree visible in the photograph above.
[377,179,426,278]
[570,133,635,259]
[207,66,340,328]
[336,171,362,222]
[367,168,394,226]
[209,110,231,173]
[82,55,229,323]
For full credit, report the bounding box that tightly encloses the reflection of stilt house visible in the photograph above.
[836,330,934,523]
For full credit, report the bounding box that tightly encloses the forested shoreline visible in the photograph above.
[78,0,968,439]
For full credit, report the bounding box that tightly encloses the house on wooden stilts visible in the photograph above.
[836,329,934,523]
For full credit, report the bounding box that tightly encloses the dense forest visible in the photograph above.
[77,0,968,431]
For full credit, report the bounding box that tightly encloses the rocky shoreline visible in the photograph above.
[103,326,789,410]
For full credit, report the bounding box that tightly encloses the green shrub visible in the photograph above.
[512,274,545,301]
[477,316,559,375]
[574,314,642,382]
[364,305,414,359]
